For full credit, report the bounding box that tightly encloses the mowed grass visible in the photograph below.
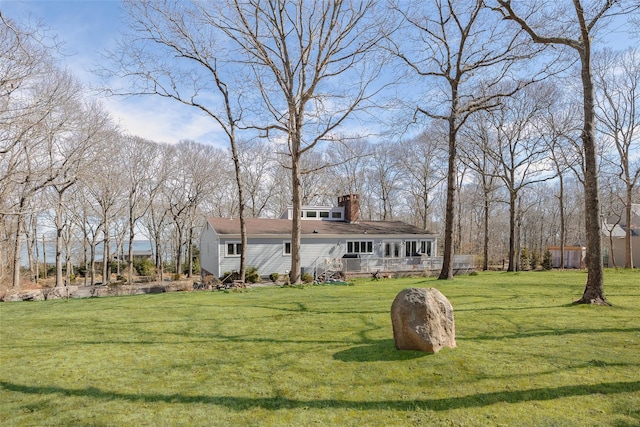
[1,270,639,426]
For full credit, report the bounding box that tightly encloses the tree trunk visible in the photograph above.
[574,45,609,305]
[102,223,110,284]
[559,171,566,269]
[42,234,47,281]
[624,188,633,268]
[55,203,64,287]
[12,213,24,288]
[55,224,64,287]
[128,214,135,281]
[290,150,303,284]
[228,128,247,282]
[507,191,517,272]
[483,195,490,271]
[439,114,457,280]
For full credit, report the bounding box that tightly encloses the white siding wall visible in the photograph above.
[218,237,346,277]
[199,223,220,277]
[205,231,437,279]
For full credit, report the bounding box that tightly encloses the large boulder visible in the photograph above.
[391,287,456,353]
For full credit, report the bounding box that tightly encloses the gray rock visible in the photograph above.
[391,287,456,353]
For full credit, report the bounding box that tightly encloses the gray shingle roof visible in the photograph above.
[207,217,435,237]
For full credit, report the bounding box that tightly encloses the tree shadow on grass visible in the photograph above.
[2,379,639,412]
[332,339,432,362]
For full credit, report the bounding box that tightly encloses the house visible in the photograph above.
[200,194,443,280]
[602,203,640,268]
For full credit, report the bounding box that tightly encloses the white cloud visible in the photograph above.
[103,96,227,147]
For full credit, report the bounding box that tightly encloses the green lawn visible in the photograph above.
[1,270,639,426]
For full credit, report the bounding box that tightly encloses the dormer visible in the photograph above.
[280,205,345,221]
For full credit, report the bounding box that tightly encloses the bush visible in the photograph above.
[245,267,260,283]
[269,272,279,282]
[301,273,314,284]
[133,258,156,277]
[542,250,553,270]
[530,251,540,271]
[519,248,530,271]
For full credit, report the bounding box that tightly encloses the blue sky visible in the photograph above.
[1,0,225,146]
[1,1,637,147]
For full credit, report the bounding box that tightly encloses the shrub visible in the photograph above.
[519,248,530,271]
[530,251,540,270]
[269,272,279,282]
[542,250,553,270]
[133,258,156,277]
[301,272,314,284]
[245,267,260,283]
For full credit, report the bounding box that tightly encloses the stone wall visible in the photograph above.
[1,281,193,302]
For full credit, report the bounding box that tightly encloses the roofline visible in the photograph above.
[213,233,437,239]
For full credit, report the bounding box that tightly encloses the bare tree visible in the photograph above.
[460,112,501,270]
[494,0,640,304]
[370,141,403,220]
[238,140,279,218]
[400,128,447,231]
[593,47,640,269]
[539,94,583,269]
[326,138,372,198]
[104,0,250,281]
[217,0,386,283]
[121,136,163,281]
[389,0,539,279]
[485,83,557,271]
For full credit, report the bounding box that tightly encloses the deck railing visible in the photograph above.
[311,255,475,279]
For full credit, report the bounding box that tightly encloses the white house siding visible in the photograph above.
[217,237,346,277]
[211,234,436,278]
[199,223,220,277]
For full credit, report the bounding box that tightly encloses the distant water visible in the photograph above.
[19,240,154,266]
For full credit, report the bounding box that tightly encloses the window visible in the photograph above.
[384,242,401,257]
[347,240,373,254]
[405,240,432,257]
[283,241,291,256]
[405,241,418,257]
[424,241,432,256]
[306,210,317,218]
[331,211,342,219]
[319,211,329,218]
[226,242,242,257]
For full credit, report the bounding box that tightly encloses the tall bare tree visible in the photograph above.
[486,83,558,271]
[389,0,538,279]
[460,112,501,270]
[216,0,386,283]
[400,128,447,231]
[593,47,640,269]
[494,0,640,304]
[104,0,250,281]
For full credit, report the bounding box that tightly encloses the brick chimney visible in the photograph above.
[338,194,359,223]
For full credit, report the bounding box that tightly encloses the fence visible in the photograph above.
[310,255,475,280]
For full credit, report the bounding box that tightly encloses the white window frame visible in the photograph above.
[346,240,374,254]
[404,240,433,257]
[283,241,291,256]
[225,241,242,257]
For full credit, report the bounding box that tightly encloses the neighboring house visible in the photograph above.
[113,251,154,263]
[200,194,444,279]
[602,203,640,268]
